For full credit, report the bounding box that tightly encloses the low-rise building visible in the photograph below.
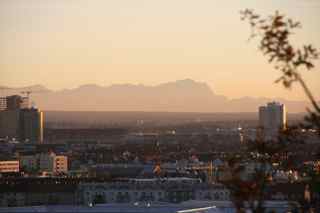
[20,154,38,172]
[54,155,68,174]
[0,160,19,173]
[77,178,230,205]
[39,152,55,172]
[39,152,68,174]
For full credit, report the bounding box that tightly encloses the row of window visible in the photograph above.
[0,163,19,166]
[85,190,230,201]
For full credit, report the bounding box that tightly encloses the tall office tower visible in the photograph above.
[6,95,23,110]
[20,108,44,143]
[0,95,43,143]
[0,110,20,139]
[5,95,29,110]
[259,102,287,140]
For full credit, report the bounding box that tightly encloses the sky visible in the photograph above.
[1,0,320,101]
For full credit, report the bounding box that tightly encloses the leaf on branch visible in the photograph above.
[251,15,260,19]
[305,62,314,70]
[288,19,301,28]
[283,80,292,88]
[275,76,285,84]
[268,55,276,63]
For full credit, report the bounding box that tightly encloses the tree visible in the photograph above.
[226,9,320,213]
[240,9,320,133]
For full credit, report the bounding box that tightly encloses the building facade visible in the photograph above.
[20,154,38,172]
[78,178,230,205]
[0,160,20,173]
[54,155,68,174]
[39,152,68,174]
[5,95,29,110]
[259,102,287,140]
[20,108,44,143]
[0,97,6,111]
[0,95,43,143]
[0,110,21,140]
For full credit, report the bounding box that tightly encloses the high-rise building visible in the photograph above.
[0,95,29,111]
[6,95,29,110]
[20,108,44,143]
[6,95,23,110]
[0,95,43,143]
[0,110,20,139]
[0,97,6,111]
[259,102,287,140]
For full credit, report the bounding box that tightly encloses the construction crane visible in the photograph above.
[21,90,32,99]
[21,90,42,108]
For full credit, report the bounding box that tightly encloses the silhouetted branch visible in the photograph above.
[241,9,320,133]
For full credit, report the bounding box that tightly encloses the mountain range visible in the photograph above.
[0,79,312,113]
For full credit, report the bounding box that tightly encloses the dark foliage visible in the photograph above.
[240,9,320,134]
[229,9,320,213]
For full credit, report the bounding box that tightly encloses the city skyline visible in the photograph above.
[1,0,320,102]
[1,1,320,212]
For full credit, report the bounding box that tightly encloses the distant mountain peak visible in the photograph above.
[78,84,102,89]
[1,80,310,112]
[176,78,197,84]
[24,84,50,91]
[162,79,198,85]
[0,84,51,93]
[159,79,209,88]
[0,86,10,89]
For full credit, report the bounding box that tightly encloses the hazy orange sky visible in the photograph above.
[1,0,319,101]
